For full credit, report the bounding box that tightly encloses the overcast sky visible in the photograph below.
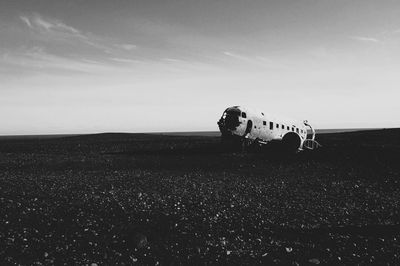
[1,0,400,134]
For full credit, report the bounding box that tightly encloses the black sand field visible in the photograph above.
[1,129,400,265]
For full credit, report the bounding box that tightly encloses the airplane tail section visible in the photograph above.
[303,120,321,150]
[303,139,321,150]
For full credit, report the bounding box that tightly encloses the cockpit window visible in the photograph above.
[223,108,241,130]
[226,108,241,116]
[241,112,247,118]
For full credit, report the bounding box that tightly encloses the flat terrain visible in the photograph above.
[1,129,400,265]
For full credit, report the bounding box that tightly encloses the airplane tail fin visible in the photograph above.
[303,120,321,150]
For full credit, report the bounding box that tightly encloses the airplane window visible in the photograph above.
[269,122,273,130]
[296,128,299,133]
[242,112,247,118]
[276,123,279,128]
[287,126,290,130]
[263,121,266,126]
[292,127,294,131]
[281,125,284,129]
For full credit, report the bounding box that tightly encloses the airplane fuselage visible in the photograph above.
[218,106,317,151]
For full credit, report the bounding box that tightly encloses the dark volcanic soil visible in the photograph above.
[1,129,400,265]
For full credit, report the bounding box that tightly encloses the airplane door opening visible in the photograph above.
[245,120,253,136]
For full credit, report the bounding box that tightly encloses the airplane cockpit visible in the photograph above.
[218,106,242,132]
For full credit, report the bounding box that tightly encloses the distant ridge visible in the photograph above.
[0,134,80,140]
[152,131,221,137]
[0,128,389,139]
[315,128,382,134]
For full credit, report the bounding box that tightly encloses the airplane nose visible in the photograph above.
[218,108,241,132]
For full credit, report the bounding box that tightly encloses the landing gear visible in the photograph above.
[241,137,254,152]
[220,134,255,152]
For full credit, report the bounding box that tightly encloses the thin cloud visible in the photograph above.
[221,51,291,71]
[19,13,95,49]
[3,46,115,74]
[20,13,80,35]
[223,51,250,60]
[110,57,143,64]
[115,44,137,51]
[19,16,32,28]
[18,13,138,56]
[163,58,184,63]
[222,51,266,64]
[350,36,381,43]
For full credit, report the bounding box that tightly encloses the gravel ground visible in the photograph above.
[1,130,400,265]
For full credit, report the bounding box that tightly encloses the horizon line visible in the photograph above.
[0,127,396,138]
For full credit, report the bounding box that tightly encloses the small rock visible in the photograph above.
[308,258,320,264]
[130,232,148,249]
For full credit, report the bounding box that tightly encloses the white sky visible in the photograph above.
[1,0,400,134]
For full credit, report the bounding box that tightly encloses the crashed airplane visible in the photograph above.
[218,106,320,152]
